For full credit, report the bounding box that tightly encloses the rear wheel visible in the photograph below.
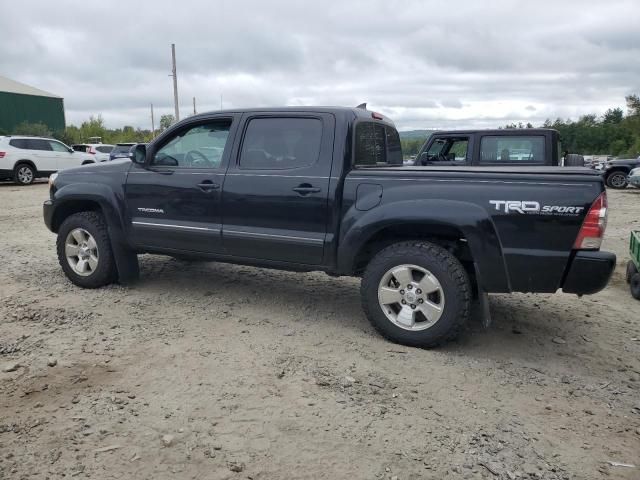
[630,273,640,300]
[56,211,117,288]
[606,171,628,189]
[14,163,35,185]
[626,260,638,284]
[361,241,471,348]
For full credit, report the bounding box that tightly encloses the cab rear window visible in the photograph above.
[480,136,545,164]
[354,122,403,167]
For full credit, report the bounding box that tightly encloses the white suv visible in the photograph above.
[0,136,96,185]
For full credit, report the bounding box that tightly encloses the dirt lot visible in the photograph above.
[0,182,639,480]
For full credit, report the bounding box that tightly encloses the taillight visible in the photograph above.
[89,147,96,154]
[0,152,6,158]
[573,192,607,250]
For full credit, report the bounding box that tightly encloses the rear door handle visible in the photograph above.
[292,185,321,195]
[197,181,220,192]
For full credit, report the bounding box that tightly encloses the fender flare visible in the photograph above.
[50,183,139,284]
[336,199,511,292]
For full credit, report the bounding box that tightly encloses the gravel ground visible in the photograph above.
[1,181,639,480]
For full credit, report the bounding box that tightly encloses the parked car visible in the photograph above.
[0,135,95,185]
[109,143,137,161]
[72,144,115,162]
[43,107,615,348]
[601,157,640,189]
[413,129,583,167]
[628,167,640,188]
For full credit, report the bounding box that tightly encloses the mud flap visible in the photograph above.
[477,290,492,329]
[108,225,139,286]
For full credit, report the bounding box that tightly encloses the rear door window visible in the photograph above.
[27,139,52,151]
[239,117,323,170]
[480,136,545,164]
[354,122,403,167]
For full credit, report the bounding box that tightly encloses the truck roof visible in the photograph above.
[430,128,558,136]
[187,106,396,125]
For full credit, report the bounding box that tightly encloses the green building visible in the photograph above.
[0,75,65,134]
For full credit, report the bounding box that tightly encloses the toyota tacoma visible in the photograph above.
[43,107,615,347]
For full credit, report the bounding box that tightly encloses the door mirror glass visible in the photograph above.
[131,144,147,164]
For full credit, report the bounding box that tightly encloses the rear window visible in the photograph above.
[354,122,403,167]
[96,145,113,153]
[480,136,545,164]
[72,144,89,152]
[113,144,134,154]
[9,139,29,149]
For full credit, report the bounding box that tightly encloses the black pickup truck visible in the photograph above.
[600,156,640,189]
[43,107,615,347]
[414,128,584,167]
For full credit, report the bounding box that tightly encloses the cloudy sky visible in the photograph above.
[2,0,639,130]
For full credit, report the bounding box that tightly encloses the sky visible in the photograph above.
[2,0,639,131]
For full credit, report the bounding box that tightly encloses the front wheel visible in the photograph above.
[56,211,117,288]
[361,241,471,348]
[606,171,628,189]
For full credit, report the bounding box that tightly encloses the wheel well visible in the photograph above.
[51,201,102,233]
[352,224,475,278]
[14,160,37,172]
[606,168,629,177]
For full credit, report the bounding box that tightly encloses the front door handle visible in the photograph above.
[197,181,220,192]
[292,184,321,195]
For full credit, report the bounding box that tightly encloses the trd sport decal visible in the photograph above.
[489,200,584,216]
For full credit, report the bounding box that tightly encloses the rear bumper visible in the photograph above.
[43,199,54,232]
[562,251,616,295]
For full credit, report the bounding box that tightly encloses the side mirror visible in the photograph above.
[130,144,147,164]
[68,148,74,153]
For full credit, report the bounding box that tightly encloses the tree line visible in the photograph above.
[7,114,177,145]
[7,94,640,158]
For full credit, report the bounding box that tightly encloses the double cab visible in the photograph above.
[43,107,615,347]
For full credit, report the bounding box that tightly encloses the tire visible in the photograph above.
[361,241,471,348]
[630,273,640,300]
[56,211,117,288]
[14,163,35,185]
[606,171,628,189]
[626,260,638,284]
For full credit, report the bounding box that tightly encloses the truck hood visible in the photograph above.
[58,159,132,176]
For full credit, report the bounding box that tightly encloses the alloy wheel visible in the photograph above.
[65,228,99,276]
[377,264,445,331]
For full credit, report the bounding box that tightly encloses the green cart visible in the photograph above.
[627,231,640,299]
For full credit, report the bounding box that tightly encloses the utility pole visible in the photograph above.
[170,43,179,121]
[193,96,196,115]
[150,103,155,138]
